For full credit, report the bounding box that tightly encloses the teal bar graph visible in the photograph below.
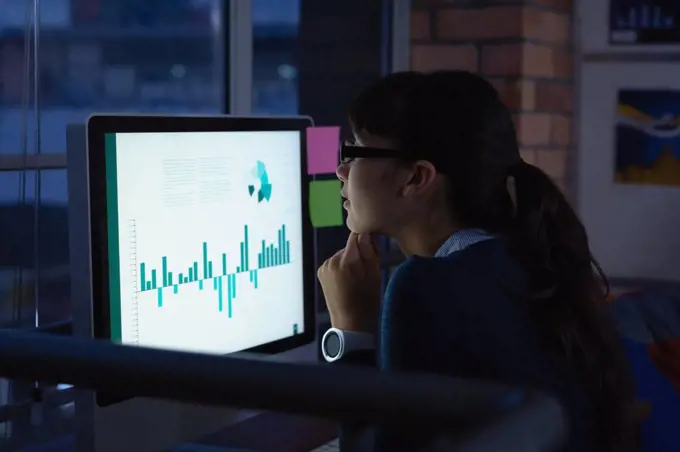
[249,269,259,289]
[139,224,290,315]
[203,242,208,279]
[257,224,289,269]
[140,263,147,290]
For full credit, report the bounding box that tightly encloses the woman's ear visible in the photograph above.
[401,160,438,198]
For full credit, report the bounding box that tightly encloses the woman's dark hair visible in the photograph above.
[349,70,639,451]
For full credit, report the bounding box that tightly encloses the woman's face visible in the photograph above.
[336,135,411,235]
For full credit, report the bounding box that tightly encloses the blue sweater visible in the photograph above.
[338,239,593,451]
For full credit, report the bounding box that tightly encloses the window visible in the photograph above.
[0,0,227,155]
[0,1,228,328]
[252,0,300,115]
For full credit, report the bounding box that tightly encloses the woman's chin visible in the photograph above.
[346,212,378,235]
[345,212,361,233]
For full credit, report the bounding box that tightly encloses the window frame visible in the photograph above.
[0,154,67,170]
[390,0,411,73]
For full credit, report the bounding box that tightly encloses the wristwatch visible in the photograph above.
[321,328,375,363]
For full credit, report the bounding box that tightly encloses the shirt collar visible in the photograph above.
[434,229,494,258]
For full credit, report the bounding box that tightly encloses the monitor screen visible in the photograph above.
[101,129,306,355]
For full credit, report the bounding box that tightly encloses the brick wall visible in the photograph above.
[410,0,575,193]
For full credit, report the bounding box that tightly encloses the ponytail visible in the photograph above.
[509,162,640,452]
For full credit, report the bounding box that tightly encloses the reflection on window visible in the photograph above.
[0,0,225,154]
[0,170,69,327]
[252,0,299,115]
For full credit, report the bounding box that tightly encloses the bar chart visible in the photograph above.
[610,0,680,44]
[138,224,291,317]
[613,3,675,30]
[111,130,305,354]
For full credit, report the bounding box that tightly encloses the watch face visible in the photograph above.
[324,332,342,358]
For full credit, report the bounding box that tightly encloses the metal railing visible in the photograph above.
[35,320,73,336]
[0,330,567,451]
[0,321,75,450]
[0,321,74,422]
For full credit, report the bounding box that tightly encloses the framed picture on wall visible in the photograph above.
[609,0,680,45]
[614,89,680,186]
[578,62,680,283]
[580,0,680,52]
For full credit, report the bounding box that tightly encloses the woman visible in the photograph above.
[317,71,640,451]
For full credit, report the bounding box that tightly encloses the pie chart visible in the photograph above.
[248,160,272,203]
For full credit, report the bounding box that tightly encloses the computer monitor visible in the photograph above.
[87,115,316,361]
[67,115,317,452]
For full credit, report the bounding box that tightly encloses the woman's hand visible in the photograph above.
[317,233,382,333]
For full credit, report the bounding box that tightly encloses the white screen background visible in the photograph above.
[112,131,305,354]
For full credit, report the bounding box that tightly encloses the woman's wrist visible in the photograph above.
[329,313,377,334]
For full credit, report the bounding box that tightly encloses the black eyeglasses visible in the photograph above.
[339,141,412,164]
[338,141,452,175]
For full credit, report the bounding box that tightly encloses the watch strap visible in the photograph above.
[321,328,375,363]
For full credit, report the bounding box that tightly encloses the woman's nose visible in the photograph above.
[336,162,348,181]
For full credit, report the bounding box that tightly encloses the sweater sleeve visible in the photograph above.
[374,258,441,451]
[334,259,425,451]
[379,257,431,372]
[329,258,423,370]
[338,257,455,451]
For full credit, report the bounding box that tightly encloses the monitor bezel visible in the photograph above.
[87,115,317,406]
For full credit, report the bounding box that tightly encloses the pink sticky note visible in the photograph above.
[306,126,340,175]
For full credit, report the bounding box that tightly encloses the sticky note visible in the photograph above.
[309,180,343,227]
[306,126,340,175]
